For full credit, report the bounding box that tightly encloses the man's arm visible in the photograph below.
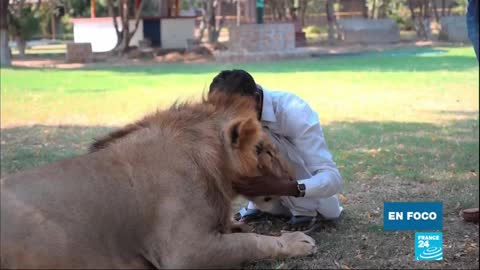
[232,93,342,199]
[279,94,343,198]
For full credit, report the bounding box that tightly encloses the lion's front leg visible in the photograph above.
[178,232,317,268]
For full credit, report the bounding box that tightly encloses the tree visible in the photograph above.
[430,0,440,22]
[370,0,377,18]
[197,0,225,44]
[106,0,145,53]
[377,0,392,18]
[8,0,42,58]
[326,0,340,44]
[297,0,310,27]
[361,0,369,18]
[407,0,431,40]
[266,0,284,20]
[1,0,11,66]
[366,0,400,19]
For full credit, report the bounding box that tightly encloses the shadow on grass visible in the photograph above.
[1,118,479,183]
[5,47,478,75]
[324,118,479,186]
[2,117,478,197]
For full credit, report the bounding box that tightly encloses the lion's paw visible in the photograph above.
[278,232,317,257]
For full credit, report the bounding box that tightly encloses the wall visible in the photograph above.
[228,23,295,52]
[161,18,196,49]
[338,18,400,44]
[72,18,143,52]
[439,16,469,42]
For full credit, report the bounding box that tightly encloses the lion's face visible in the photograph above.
[222,116,263,178]
[222,118,295,213]
[222,117,294,179]
[249,134,295,214]
[255,135,295,181]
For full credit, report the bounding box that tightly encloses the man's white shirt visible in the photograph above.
[248,88,343,219]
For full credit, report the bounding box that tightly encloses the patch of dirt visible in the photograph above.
[11,44,216,69]
[11,40,466,69]
[237,177,479,269]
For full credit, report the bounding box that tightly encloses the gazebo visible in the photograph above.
[70,0,196,52]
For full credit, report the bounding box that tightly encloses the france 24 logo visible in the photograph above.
[415,232,443,261]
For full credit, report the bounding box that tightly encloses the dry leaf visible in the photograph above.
[339,194,347,204]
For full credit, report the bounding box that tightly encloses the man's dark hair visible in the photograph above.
[209,69,258,96]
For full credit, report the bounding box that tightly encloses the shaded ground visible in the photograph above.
[1,118,478,269]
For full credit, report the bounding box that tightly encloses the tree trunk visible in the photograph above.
[268,0,278,20]
[119,0,129,52]
[107,0,122,50]
[298,0,309,27]
[286,0,296,21]
[378,0,390,18]
[16,36,26,58]
[362,0,369,18]
[371,0,377,19]
[441,0,445,16]
[0,29,11,66]
[0,0,11,66]
[107,0,144,54]
[431,0,439,22]
[236,0,240,26]
[423,0,429,18]
[51,13,56,40]
[128,0,145,45]
[197,1,207,41]
[269,0,286,21]
[326,0,337,44]
[408,0,428,40]
[206,0,215,43]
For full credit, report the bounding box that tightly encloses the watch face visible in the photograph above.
[299,183,306,190]
[297,183,306,197]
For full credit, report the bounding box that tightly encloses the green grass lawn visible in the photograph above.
[11,43,67,55]
[1,47,478,127]
[1,46,478,268]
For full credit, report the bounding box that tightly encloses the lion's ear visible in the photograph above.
[225,117,261,150]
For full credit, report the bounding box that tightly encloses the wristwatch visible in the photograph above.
[296,182,306,197]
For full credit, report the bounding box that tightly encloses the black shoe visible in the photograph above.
[281,215,321,234]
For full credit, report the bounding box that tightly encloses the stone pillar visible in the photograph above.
[228,23,295,52]
[66,43,93,63]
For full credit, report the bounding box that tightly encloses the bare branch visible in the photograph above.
[33,0,42,13]
[129,0,145,40]
[107,0,121,39]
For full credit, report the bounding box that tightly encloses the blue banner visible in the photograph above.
[383,202,443,230]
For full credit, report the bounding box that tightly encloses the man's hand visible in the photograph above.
[233,175,299,197]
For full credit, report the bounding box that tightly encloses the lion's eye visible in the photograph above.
[255,143,264,155]
[266,150,273,157]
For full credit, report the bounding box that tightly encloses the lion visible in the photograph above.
[88,102,297,232]
[87,95,297,232]
[1,92,316,269]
